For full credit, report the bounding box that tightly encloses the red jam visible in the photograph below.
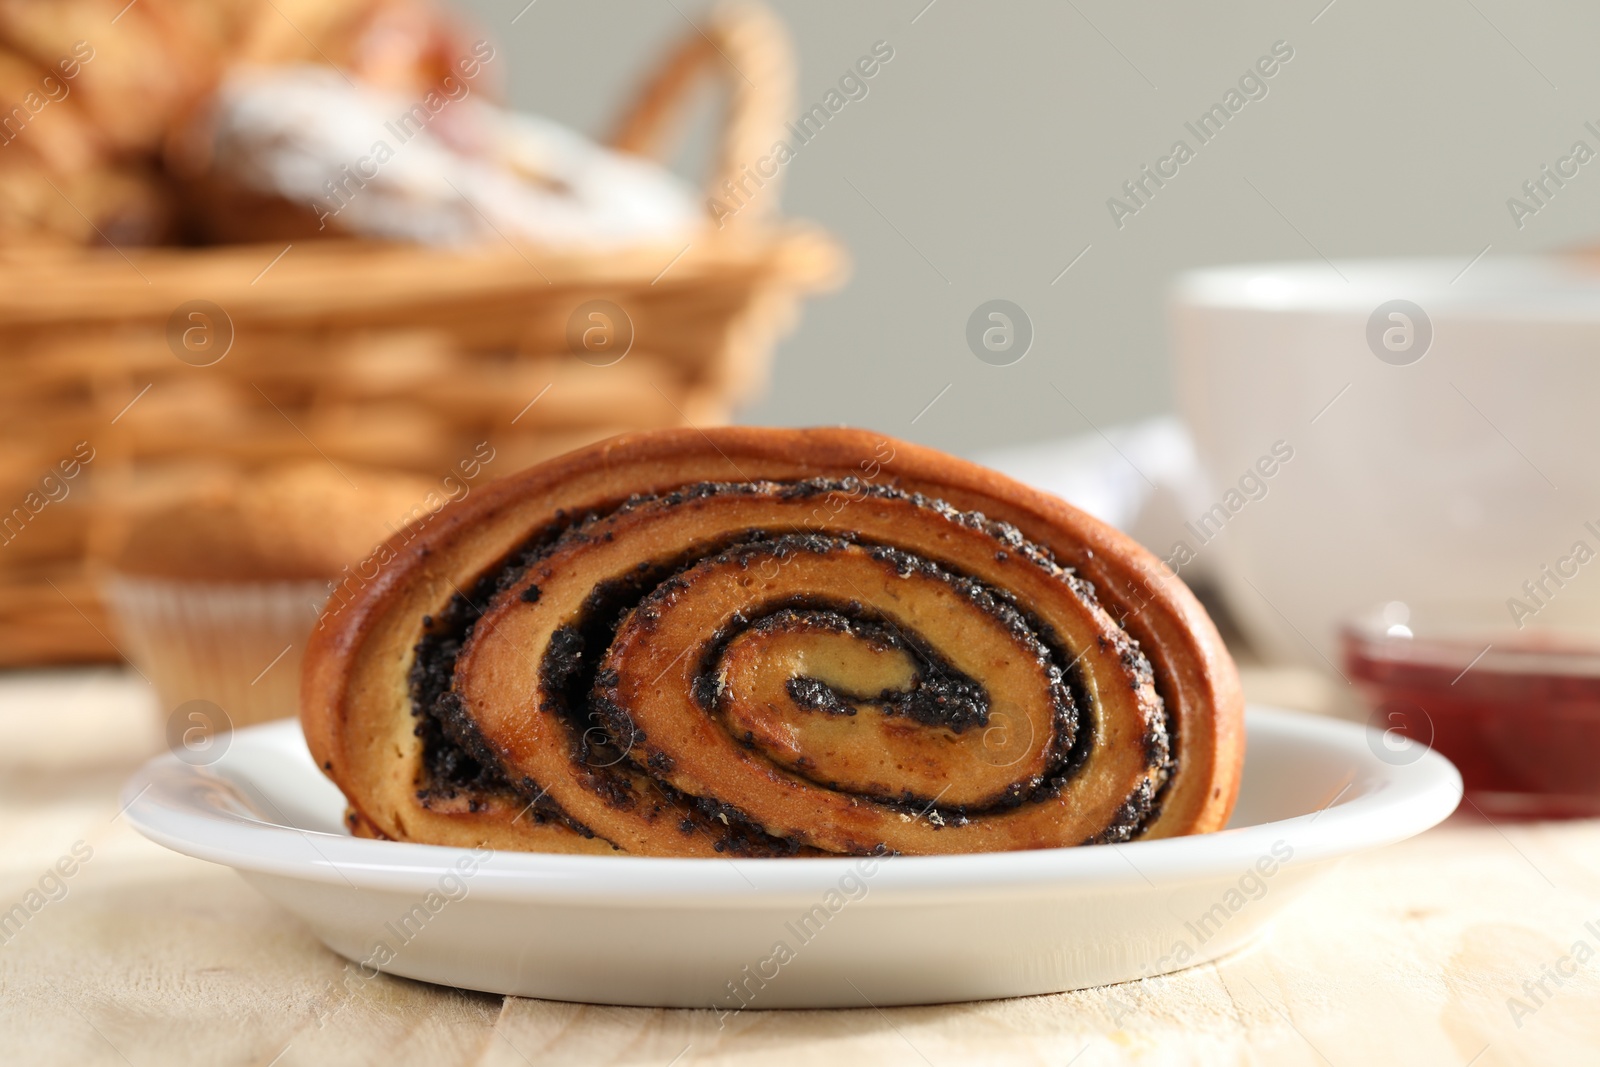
[1344,618,1600,818]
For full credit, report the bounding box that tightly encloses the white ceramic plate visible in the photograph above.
[121,706,1459,1009]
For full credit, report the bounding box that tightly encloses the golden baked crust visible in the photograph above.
[302,427,1245,855]
[109,462,436,582]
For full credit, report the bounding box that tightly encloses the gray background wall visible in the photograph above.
[456,0,1600,458]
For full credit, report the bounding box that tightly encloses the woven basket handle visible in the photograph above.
[610,2,794,227]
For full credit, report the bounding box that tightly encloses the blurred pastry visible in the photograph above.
[101,461,438,727]
[0,0,480,246]
[177,65,700,247]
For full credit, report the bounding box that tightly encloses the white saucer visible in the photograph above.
[120,706,1460,1009]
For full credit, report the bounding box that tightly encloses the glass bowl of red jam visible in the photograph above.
[1343,601,1600,818]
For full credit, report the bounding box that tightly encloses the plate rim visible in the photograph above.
[120,705,1462,904]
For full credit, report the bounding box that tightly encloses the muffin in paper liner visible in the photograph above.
[98,460,474,730]
[102,574,329,728]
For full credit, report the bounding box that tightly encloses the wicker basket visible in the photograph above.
[0,3,842,666]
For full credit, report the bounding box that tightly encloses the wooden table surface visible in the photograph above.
[2,666,1596,1067]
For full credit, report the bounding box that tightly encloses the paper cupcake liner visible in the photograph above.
[102,574,330,729]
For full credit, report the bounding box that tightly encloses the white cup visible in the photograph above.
[1170,255,1600,672]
